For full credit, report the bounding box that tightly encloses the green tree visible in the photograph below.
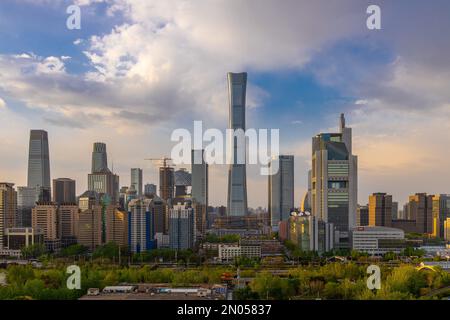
[21,244,46,259]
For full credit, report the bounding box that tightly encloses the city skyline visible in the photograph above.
[1,1,450,208]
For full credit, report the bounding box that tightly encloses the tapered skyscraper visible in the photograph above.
[27,130,51,201]
[226,72,248,216]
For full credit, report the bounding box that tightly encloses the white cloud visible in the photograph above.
[355,99,368,105]
[0,97,6,109]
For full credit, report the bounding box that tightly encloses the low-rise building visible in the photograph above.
[218,243,261,261]
[4,227,44,250]
[351,226,405,256]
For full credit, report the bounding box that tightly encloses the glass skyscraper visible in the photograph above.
[226,72,248,216]
[27,130,51,201]
[130,168,143,196]
[268,155,294,230]
[310,114,357,248]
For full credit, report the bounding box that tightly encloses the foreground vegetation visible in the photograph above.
[0,260,449,300]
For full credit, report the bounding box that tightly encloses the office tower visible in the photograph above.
[369,193,392,227]
[76,191,102,250]
[78,190,100,211]
[445,218,450,241]
[27,130,51,201]
[268,155,294,230]
[174,168,191,198]
[119,186,129,210]
[149,196,167,234]
[310,114,357,248]
[127,198,156,253]
[88,142,119,204]
[106,207,128,247]
[77,207,102,251]
[159,166,174,203]
[288,213,334,254]
[32,202,61,252]
[124,188,137,212]
[32,203,58,240]
[410,193,433,234]
[403,203,411,220]
[392,202,399,220]
[392,193,433,234]
[130,168,143,196]
[169,202,195,250]
[53,178,76,204]
[192,150,208,239]
[432,194,450,238]
[144,183,157,197]
[88,171,119,204]
[226,72,248,217]
[0,183,17,249]
[17,186,37,227]
[59,204,79,246]
[91,142,108,173]
[192,149,208,206]
[357,205,369,226]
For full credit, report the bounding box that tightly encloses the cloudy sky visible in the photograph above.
[1,0,450,208]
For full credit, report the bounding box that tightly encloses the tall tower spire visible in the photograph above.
[340,113,346,132]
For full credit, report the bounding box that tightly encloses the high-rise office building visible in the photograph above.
[0,183,17,249]
[148,196,167,235]
[227,72,248,217]
[59,204,79,246]
[392,201,399,220]
[159,166,174,203]
[130,168,143,196]
[410,193,433,234]
[432,195,450,238]
[106,207,128,247]
[169,202,195,250]
[144,183,157,197]
[53,178,76,204]
[32,203,60,252]
[192,150,208,206]
[192,150,208,240]
[27,130,51,201]
[17,186,37,227]
[357,205,369,226]
[127,198,156,253]
[445,218,450,241]
[174,168,191,197]
[91,142,108,173]
[77,191,102,251]
[310,114,357,248]
[77,206,102,251]
[88,143,119,204]
[268,155,294,230]
[392,193,433,234]
[88,171,119,204]
[287,213,334,254]
[369,193,392,227]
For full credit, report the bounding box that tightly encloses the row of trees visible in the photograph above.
[234,263,450,300]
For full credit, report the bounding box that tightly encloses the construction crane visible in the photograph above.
[144,157,174,168]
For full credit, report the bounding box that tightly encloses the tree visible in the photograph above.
[21,244,46,259]
[60,244,88,257]
[6,265,35,286]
